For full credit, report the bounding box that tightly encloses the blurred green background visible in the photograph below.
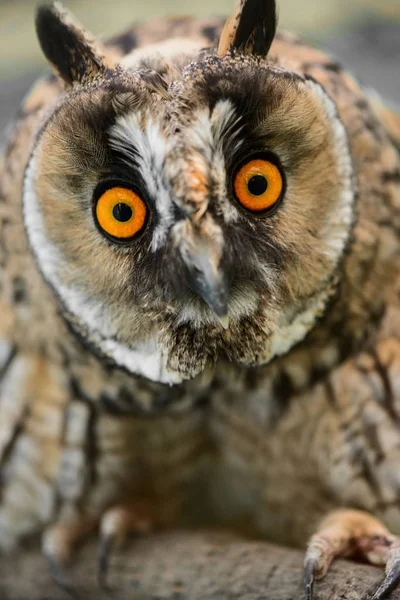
[0,0,399,144]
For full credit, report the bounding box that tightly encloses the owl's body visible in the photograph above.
[1,2,400,596]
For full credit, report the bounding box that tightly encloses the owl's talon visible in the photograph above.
[97,504,154,588]
[42,516,97,598]
[45,554,82,600]
[98,534,114,589]
[371,557,400,600]
[305,510,400,600]
[304,558,317,600]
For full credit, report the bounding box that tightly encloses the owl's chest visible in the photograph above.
[87,401,263,530]
[78,360,319,535]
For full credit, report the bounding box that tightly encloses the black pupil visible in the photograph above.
[113,203,133,222]
[247,175,268,196]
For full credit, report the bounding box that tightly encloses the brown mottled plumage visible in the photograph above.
[1,1,400,598]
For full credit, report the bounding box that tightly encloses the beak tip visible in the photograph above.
[216,313,230,330]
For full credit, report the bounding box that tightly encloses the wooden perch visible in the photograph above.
[0,530,397,600]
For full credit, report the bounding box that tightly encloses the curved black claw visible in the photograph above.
[46,554,81,600]
[371,561,400,600]
[98,534,114,590]
[304,559,317,600]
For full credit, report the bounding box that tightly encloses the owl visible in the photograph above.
[1,0,400,598]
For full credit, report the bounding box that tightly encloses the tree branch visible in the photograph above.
[0,531,393,600]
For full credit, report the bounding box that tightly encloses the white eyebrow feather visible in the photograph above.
[184,99,243,223]
[109,113,174,252]
[186,99,244,158]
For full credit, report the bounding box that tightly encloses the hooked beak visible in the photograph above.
[181,242,230,329]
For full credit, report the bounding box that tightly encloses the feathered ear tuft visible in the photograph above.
[218,0,277,58]
[36,2,114,86]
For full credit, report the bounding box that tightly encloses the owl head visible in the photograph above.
[24,0,355,384]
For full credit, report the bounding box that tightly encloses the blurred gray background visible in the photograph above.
[0,0,399,147]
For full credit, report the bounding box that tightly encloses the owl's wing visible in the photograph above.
[368,93,400,151]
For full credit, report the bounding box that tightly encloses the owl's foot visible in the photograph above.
[304,509,400,600]
[43,515,96,600]
[98,504,153,589]
[42,504,154,596]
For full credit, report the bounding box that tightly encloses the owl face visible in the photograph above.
[24,1,355,384]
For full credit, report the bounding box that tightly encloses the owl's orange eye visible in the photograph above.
[95,187,147,241]
[234,159,283,213]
